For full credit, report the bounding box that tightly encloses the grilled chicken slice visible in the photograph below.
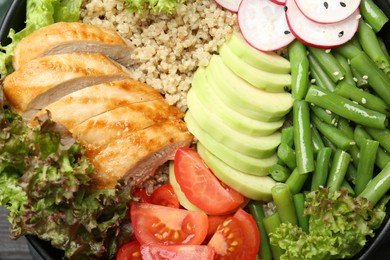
[31,79,165,130]
[71,100,183,148]
[86,119,193,190]
[13,22,135,69]
[3,52,131,118]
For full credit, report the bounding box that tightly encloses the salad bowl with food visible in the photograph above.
[1,0,390,259]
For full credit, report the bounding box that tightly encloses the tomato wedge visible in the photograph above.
[208,208,260,260]
[204,214,231,244]
[132,188,152,203]
[140,244,215,260]
[151,183,180,208]
[116,240,142,260]
[174,147,245,215]
[130,202,208,245]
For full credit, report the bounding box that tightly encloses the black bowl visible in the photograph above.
[1,0,390,259]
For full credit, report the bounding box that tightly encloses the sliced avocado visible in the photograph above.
[184,111,278,176]
[190,68,284,135]
[168,161,202,212]
[197,142,276,201]
[187,86,281,158]
[206,55,293,119]
[226,32,291,74]
[219,44,291,93]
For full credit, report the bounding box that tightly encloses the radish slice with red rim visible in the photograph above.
[238,0,295,52]
[271,0,286,5]
[215,0,243,12]
[294,0,361,24]
[285,0,360,48]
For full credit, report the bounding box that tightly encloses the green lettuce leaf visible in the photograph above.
[0,0,82,78]
[269,187,388,260]
[122,0,185,13]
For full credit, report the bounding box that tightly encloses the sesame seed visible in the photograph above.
[325,49,331,53]
[362,75,368,80]
[333,71,340,76]
[311,78,316,83]
[353,77,358,82]
[325,109,332,114]
[362,98,367,104]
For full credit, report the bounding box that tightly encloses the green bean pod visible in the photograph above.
[360,0,389,32]
[355,138,379,195]
[359,162,390,206]
[248,201,273,260]
[269,164,291,182]
[311,147,332,191]
[281,126,294,147]
[293,100,315,174]
[263,213,283,260]
[288,40,309,100]
[365,127,390,152]
[334,52,355,86]
[305,85,388,129]
[311,125,325,155]
[293,193,309,232]
[308,54,336,91]
[334,41,362,60]
[326,149,351,194]
[310,105,339,126]
[286,168,309,195]
[308,47,345,83]
[277,143,297,170]
[272,183,298,225]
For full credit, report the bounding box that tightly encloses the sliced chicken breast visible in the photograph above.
[3,52,131,118]
[71,99,184,148]
[87,119,193,190]
[13,22,135,69]
[31,79,165,129]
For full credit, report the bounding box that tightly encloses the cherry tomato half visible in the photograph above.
[208,208,260,260]
[130,202,208,245]
[150,183,180,208]
[174,147,245,215]
[140,244,215,260]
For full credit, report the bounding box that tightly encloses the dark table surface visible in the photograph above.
[1,0,390,259]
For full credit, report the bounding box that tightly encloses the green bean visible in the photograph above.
[305,85,388,129]
[272,183,298,225]
[308,54,336,91]
[322,135,337,152]
[293,193,309,233]
[248,201,273,260]
[293,100,315,174]
[311,147,332,191]
[310,105,339,126]
[351,66,369,88]
[337,118,354,139]
[277,143,297,170]
[286,168,309,195]
[348,145,360,168]
[334,52,355,86]
[308,47,345,83]
[263,212,283,260]
[311,115,355,150]
[378,37,390,65]
[269,164,291,182]
[365,127,390,152]
[346,163,358,184]
[350,35,363,50]
[359,162,390,206]
[334,41,362,60]
[360,0,389,32]
[354,125,390,169]
[281,126,294,147]
[311,125,325,155]
[335,81,389,115]
[341,179,356,196]
[358,19,390,74]
[288,40,309,100]
[355,138,379,195]
[326,149,351,194]
[350,52,390,106]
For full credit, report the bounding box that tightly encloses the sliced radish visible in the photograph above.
[215,0,243,12]
[271,0,286,5]
[238,0,295,52]
[285,0,360,48]
[295,0,361,24]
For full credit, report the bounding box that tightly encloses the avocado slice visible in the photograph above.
[168,161,202,212]
[197,142,276,201]
[206,55,293,119]
[184,111,278,175]
[190,68,284,135]
[226,32,291,74]
[219,44,291,93]
[187,86,281,158]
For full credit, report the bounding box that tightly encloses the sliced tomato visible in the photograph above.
[174,147,245,215]
[204,214,231,244]
[130,202,208,245]
[140,244,215,260]
[116,240,142,260]
[131,188,152,203]
[208,208,260,260]
[151,183,180,208]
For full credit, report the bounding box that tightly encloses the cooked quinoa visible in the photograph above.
[80,0,238,112]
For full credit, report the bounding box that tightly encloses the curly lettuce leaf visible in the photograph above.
[269,187,388,260]
[0,0,82,78]
[122,0,185,13]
